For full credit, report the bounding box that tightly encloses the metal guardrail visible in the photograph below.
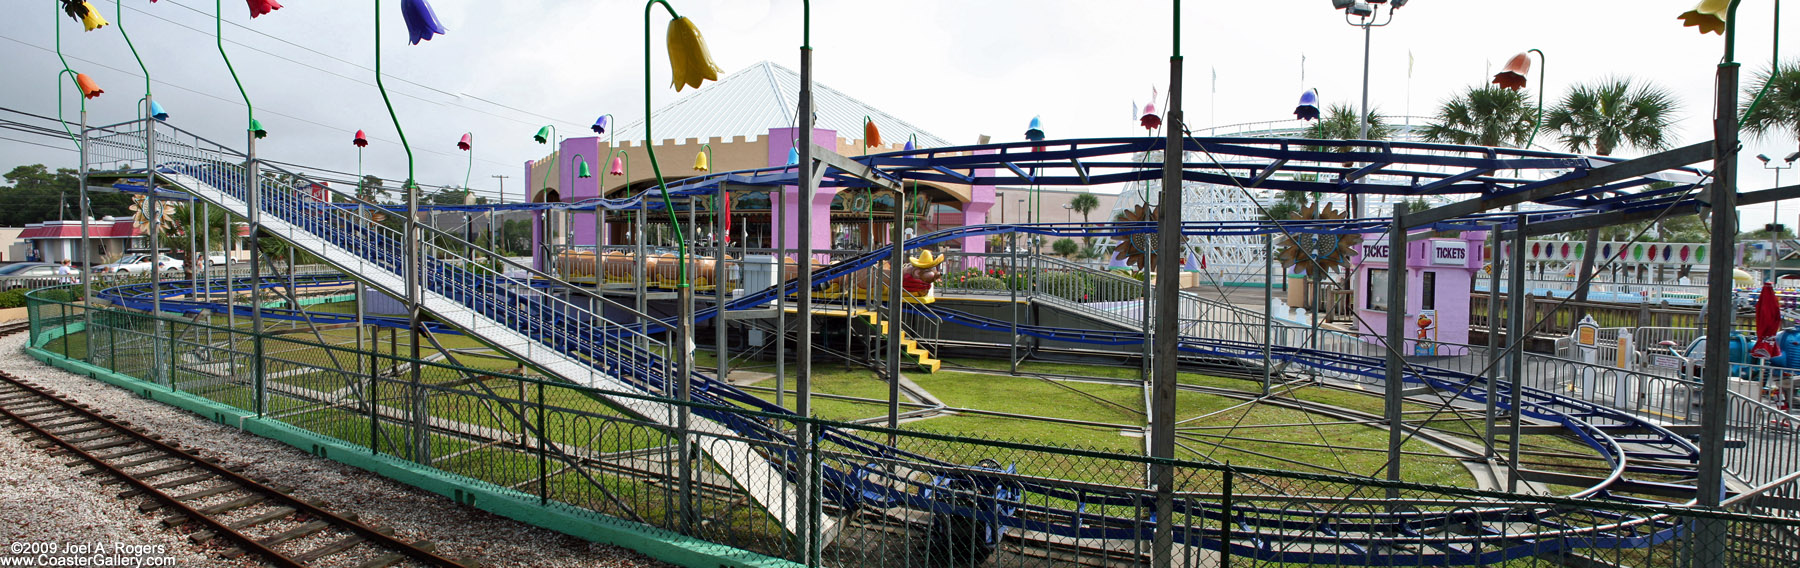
[29,293,1800,568]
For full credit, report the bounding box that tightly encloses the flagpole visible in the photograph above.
[1406,51,1414,128]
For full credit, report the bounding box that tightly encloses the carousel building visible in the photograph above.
[523,62,997,271]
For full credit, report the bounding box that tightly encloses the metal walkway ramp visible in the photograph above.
[97,122,812,538]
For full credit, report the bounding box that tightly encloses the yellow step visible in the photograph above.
[851,310,938,373]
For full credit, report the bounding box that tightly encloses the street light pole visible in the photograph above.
[1334,0,1402,220]
[1759,153,1797,280]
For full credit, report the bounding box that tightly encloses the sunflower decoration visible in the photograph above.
[1274,202,1361,276]
[1112,204,1162,271]
[128,195,177,235]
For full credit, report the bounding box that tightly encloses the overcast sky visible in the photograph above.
[3,0,1798,228]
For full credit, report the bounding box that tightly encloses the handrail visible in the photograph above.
[414,222,670,325]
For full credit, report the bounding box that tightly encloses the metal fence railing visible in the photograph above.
[29,289,1800,568]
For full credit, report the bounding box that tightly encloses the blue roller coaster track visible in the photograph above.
[80,118,1729,565]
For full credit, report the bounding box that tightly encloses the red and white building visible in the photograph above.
[18,217,144,266]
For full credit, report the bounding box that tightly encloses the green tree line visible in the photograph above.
[0,165,134,226]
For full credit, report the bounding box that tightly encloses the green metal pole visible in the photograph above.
[53,4,85,147]
[375,0,427,464]
[217,0,258,135]
[1742,0,1782,123]
[643,0,698,536]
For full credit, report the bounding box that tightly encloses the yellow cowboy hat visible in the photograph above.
[909,249,946,269]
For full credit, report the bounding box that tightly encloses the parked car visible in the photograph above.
[0,262,63,290]
[192,252,238,267]
[92,254,182,275]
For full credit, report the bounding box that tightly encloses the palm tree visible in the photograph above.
[1303,103,1395,152]
[1539,77,1679,312]
[1741,61,1800,151]
[1541,77,1678,157]
[1262,191,1309,221]
[1421,86,1536,148]
[1068,193,1100,224]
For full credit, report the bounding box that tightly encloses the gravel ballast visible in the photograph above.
[0,330,674,568]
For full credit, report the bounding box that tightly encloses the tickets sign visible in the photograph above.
[1431,241,1468,266]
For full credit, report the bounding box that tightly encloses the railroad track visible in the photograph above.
[0,321,478,568]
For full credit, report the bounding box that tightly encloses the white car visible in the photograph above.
[204,252,239,266]
[93,254,182,274]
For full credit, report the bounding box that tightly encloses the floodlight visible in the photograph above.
[1331,0,1355,8]
[1786,152,1800,163]
[1760,154,1773,163]
[1347,2,1374,17]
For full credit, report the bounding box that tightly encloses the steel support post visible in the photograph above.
[1262,234,1274,396]
[1142,251,1153,381]
[405,175,425,464]
[635,206,648,355]
[78,111,91,362]
[1149,50,1184,567]
[1009,232,1020,375]
[1693,59,1739,567]
[1310,270,1321,378]
[149,114,163,380]
[357,204,367,381]
[1484,224,1502,460]
[1384,203,1409,500]
[795,44,819,565]
[775,189,786,410]
[1506,215,1526,492]
[677,199,696,534]
[716,187,728,387]
[248,134,265,419]
[201,200,210,357]
[887,184,904,445]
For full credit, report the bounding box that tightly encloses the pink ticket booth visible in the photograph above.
[1349,231,1487,356]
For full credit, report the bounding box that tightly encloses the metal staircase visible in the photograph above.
[852,309,940,373]
[93,121,812,537]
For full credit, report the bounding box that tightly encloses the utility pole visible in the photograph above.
[491,175,510,202]
[491,175,509,256]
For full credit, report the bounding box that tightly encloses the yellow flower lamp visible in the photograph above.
[1678,0,1730,35]
[62,1,109,31]
[667,17,723,92]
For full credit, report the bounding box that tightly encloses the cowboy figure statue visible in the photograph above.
[902,250,947,297]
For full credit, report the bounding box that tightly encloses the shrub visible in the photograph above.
[1051,238,1079,257]
[1086,274,1145,302]
[962,276,1007,290]
[1037,271,1094,302]
[0,289,26,309]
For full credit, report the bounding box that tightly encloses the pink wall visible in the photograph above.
[962,148,997,257]
[770,127,840,258]
[560,138,602,248]
[1350,231,1487,355]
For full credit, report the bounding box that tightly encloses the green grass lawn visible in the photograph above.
[42,303,1533,496]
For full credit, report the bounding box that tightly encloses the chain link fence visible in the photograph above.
[24,289,1800,567]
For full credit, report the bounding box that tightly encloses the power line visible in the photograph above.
[0,135,77,154]
[0,34,519,172]
[136,1,590,132]
[0,106,503,200]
